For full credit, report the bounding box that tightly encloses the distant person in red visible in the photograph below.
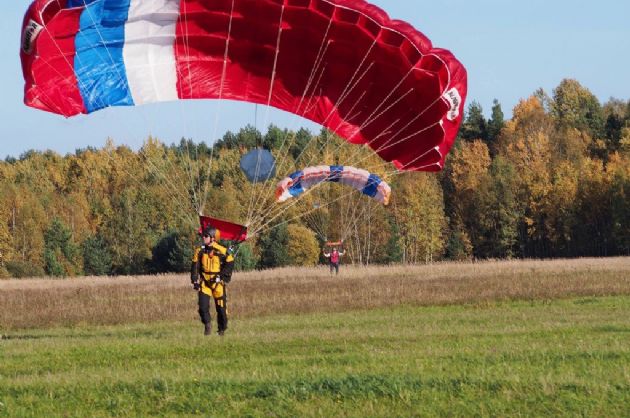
[323,246,344,275]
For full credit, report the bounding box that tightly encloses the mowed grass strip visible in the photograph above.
[1,257,629,329]
[1,297,630,417]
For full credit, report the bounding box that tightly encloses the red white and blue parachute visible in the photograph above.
[275,165,391,205]
[21,0,467,171]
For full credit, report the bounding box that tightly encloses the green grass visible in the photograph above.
[2,297,630,417]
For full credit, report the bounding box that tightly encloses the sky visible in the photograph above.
[1,0,629,159]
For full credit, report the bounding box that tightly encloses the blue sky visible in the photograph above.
[1,0,629,159]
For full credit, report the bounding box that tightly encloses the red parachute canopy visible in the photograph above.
[199,215,248,243]
[21,0,467,171]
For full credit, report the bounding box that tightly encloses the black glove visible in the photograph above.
[192,281,200,291]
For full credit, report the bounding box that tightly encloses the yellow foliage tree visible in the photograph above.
[286,224,319,266]
[392,172,447,263]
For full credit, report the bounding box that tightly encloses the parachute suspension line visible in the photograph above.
[35,26,109,114]
[37,8,195,214]
[294,20,334,116]
[298,66,328,118]
[341,194,372,255]
[245,103,267,223]
[251,112,402,239]
[316,185,330,240]
[136,144,188,200]
[200,0,236,215]
[79,5,132,107]
[247,7,285,227]
[341,119,442,181]
[316,41,377,129]
[317,19,446,173]
[249,174,387,241]
[314,76,427,181]
[246,13,334,229]
[250,161,395,240]
[298,36,438,180]
[248,43,379,230]
[248,6,332,230]
[356,96,444,162]
[340,190,359,241]
[301,203,327,242]
[277,62,376,187]
[342,69,415,143]
[147,143,197,213]
[46,1,202,217]
[287,50,377,168]
[42,4,196,213]
[333,69,455,175]
[177,0,204,214]
[140,143,199,213]
[251,145,436,241]
[125,125,197,211]
[297,184,326,241]
[100,145,196,230]
[251,40,377,224]
[313,187,331,241]
[264,5,285,113]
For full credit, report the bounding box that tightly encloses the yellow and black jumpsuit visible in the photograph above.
[191,242,234,334]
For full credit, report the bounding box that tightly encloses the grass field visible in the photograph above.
[1,258,630,417]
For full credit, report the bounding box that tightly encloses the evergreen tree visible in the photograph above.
[151,229,192,273]
[257,223,289,268]
[487,99,505,155]
[238,125,262,149]
[460,101,488,142]
[263,124,287,150]
[445,217,473,261]
[82,235,113,276]
[290,128,313,160]
[604,113,623,153]
[481,156,521,258]
[383,215,403,263]
[44,218,81,277]
[234,242,257,271]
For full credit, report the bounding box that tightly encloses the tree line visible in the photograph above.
[1,78,629,277]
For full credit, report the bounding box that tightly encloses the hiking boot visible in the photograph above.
[217,330,225,337]
[204,324,212,336]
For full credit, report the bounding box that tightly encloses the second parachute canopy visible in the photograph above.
[275,165,391,205]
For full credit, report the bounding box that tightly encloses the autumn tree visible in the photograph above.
[607,153,630,255]
[450,140,491,257]
[551,79,604,140]
[501,96,555,257]
[391,173,447,263]
[286,224,319,266]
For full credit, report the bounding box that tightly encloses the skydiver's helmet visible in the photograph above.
[201,226,220,241]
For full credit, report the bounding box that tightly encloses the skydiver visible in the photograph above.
[323,245,344,275]
[190,226,235,336]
